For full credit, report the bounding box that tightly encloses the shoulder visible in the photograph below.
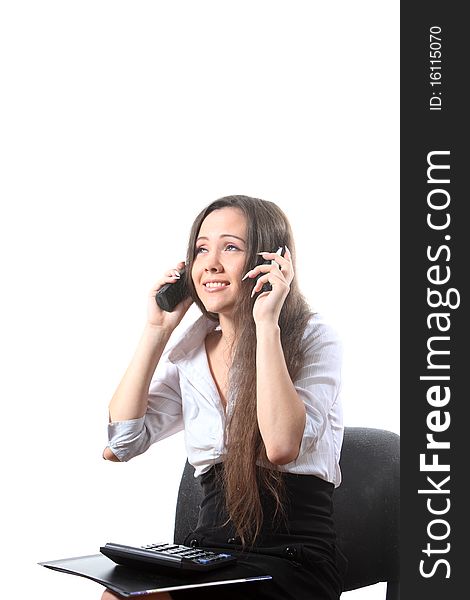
[301,313,342,352]
[292,314,343,391]
[298,313,343,376]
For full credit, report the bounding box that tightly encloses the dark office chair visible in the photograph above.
[174,427,400,599]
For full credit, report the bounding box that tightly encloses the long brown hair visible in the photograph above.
[186,195,312,546]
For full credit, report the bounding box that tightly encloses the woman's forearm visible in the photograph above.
[255,323,306,465]
[108,324,172,422]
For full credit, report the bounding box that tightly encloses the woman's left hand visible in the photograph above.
[242,246,294,325]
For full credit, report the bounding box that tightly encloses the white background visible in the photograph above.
[1,2,398,598]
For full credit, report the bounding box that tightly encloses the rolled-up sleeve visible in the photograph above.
[107,357,184,462]
[295,320,343,459]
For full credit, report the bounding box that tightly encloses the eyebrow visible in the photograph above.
[196,234,246,244]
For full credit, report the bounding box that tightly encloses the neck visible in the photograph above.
[217,314,237,347]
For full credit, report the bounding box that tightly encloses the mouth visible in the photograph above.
[203,281,230,291]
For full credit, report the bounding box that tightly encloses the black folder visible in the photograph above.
[39,553,272,597]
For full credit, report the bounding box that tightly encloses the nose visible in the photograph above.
[203,250,223,273]
[205,262,223,273]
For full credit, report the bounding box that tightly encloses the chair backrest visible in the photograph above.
[333,427,400,597]
[174,427,400,598]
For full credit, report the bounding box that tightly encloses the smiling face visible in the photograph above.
[191,207,248,318]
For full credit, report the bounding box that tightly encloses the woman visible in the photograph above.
[102,195,346,599]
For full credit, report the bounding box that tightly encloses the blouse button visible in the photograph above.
[189,538,199,548]
[285,546,298,558]
[227,537,236,544]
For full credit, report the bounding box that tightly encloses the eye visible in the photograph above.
[225,243,240,251]
[195,246,208,254]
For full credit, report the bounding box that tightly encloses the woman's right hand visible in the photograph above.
[147,261,193,330]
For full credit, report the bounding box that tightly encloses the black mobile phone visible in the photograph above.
[256,246,285,293]
[155,269,189,312]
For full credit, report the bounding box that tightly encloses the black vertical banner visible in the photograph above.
[401,2,467,598]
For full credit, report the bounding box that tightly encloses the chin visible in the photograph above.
[201,298,235,317]
[197,287,232,311]
[203,301,227,314]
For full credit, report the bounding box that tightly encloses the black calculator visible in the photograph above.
[100,542,237,572]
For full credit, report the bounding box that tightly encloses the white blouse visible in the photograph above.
[107,313,344,485]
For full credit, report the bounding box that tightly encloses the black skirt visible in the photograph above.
[170,464,347,600]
